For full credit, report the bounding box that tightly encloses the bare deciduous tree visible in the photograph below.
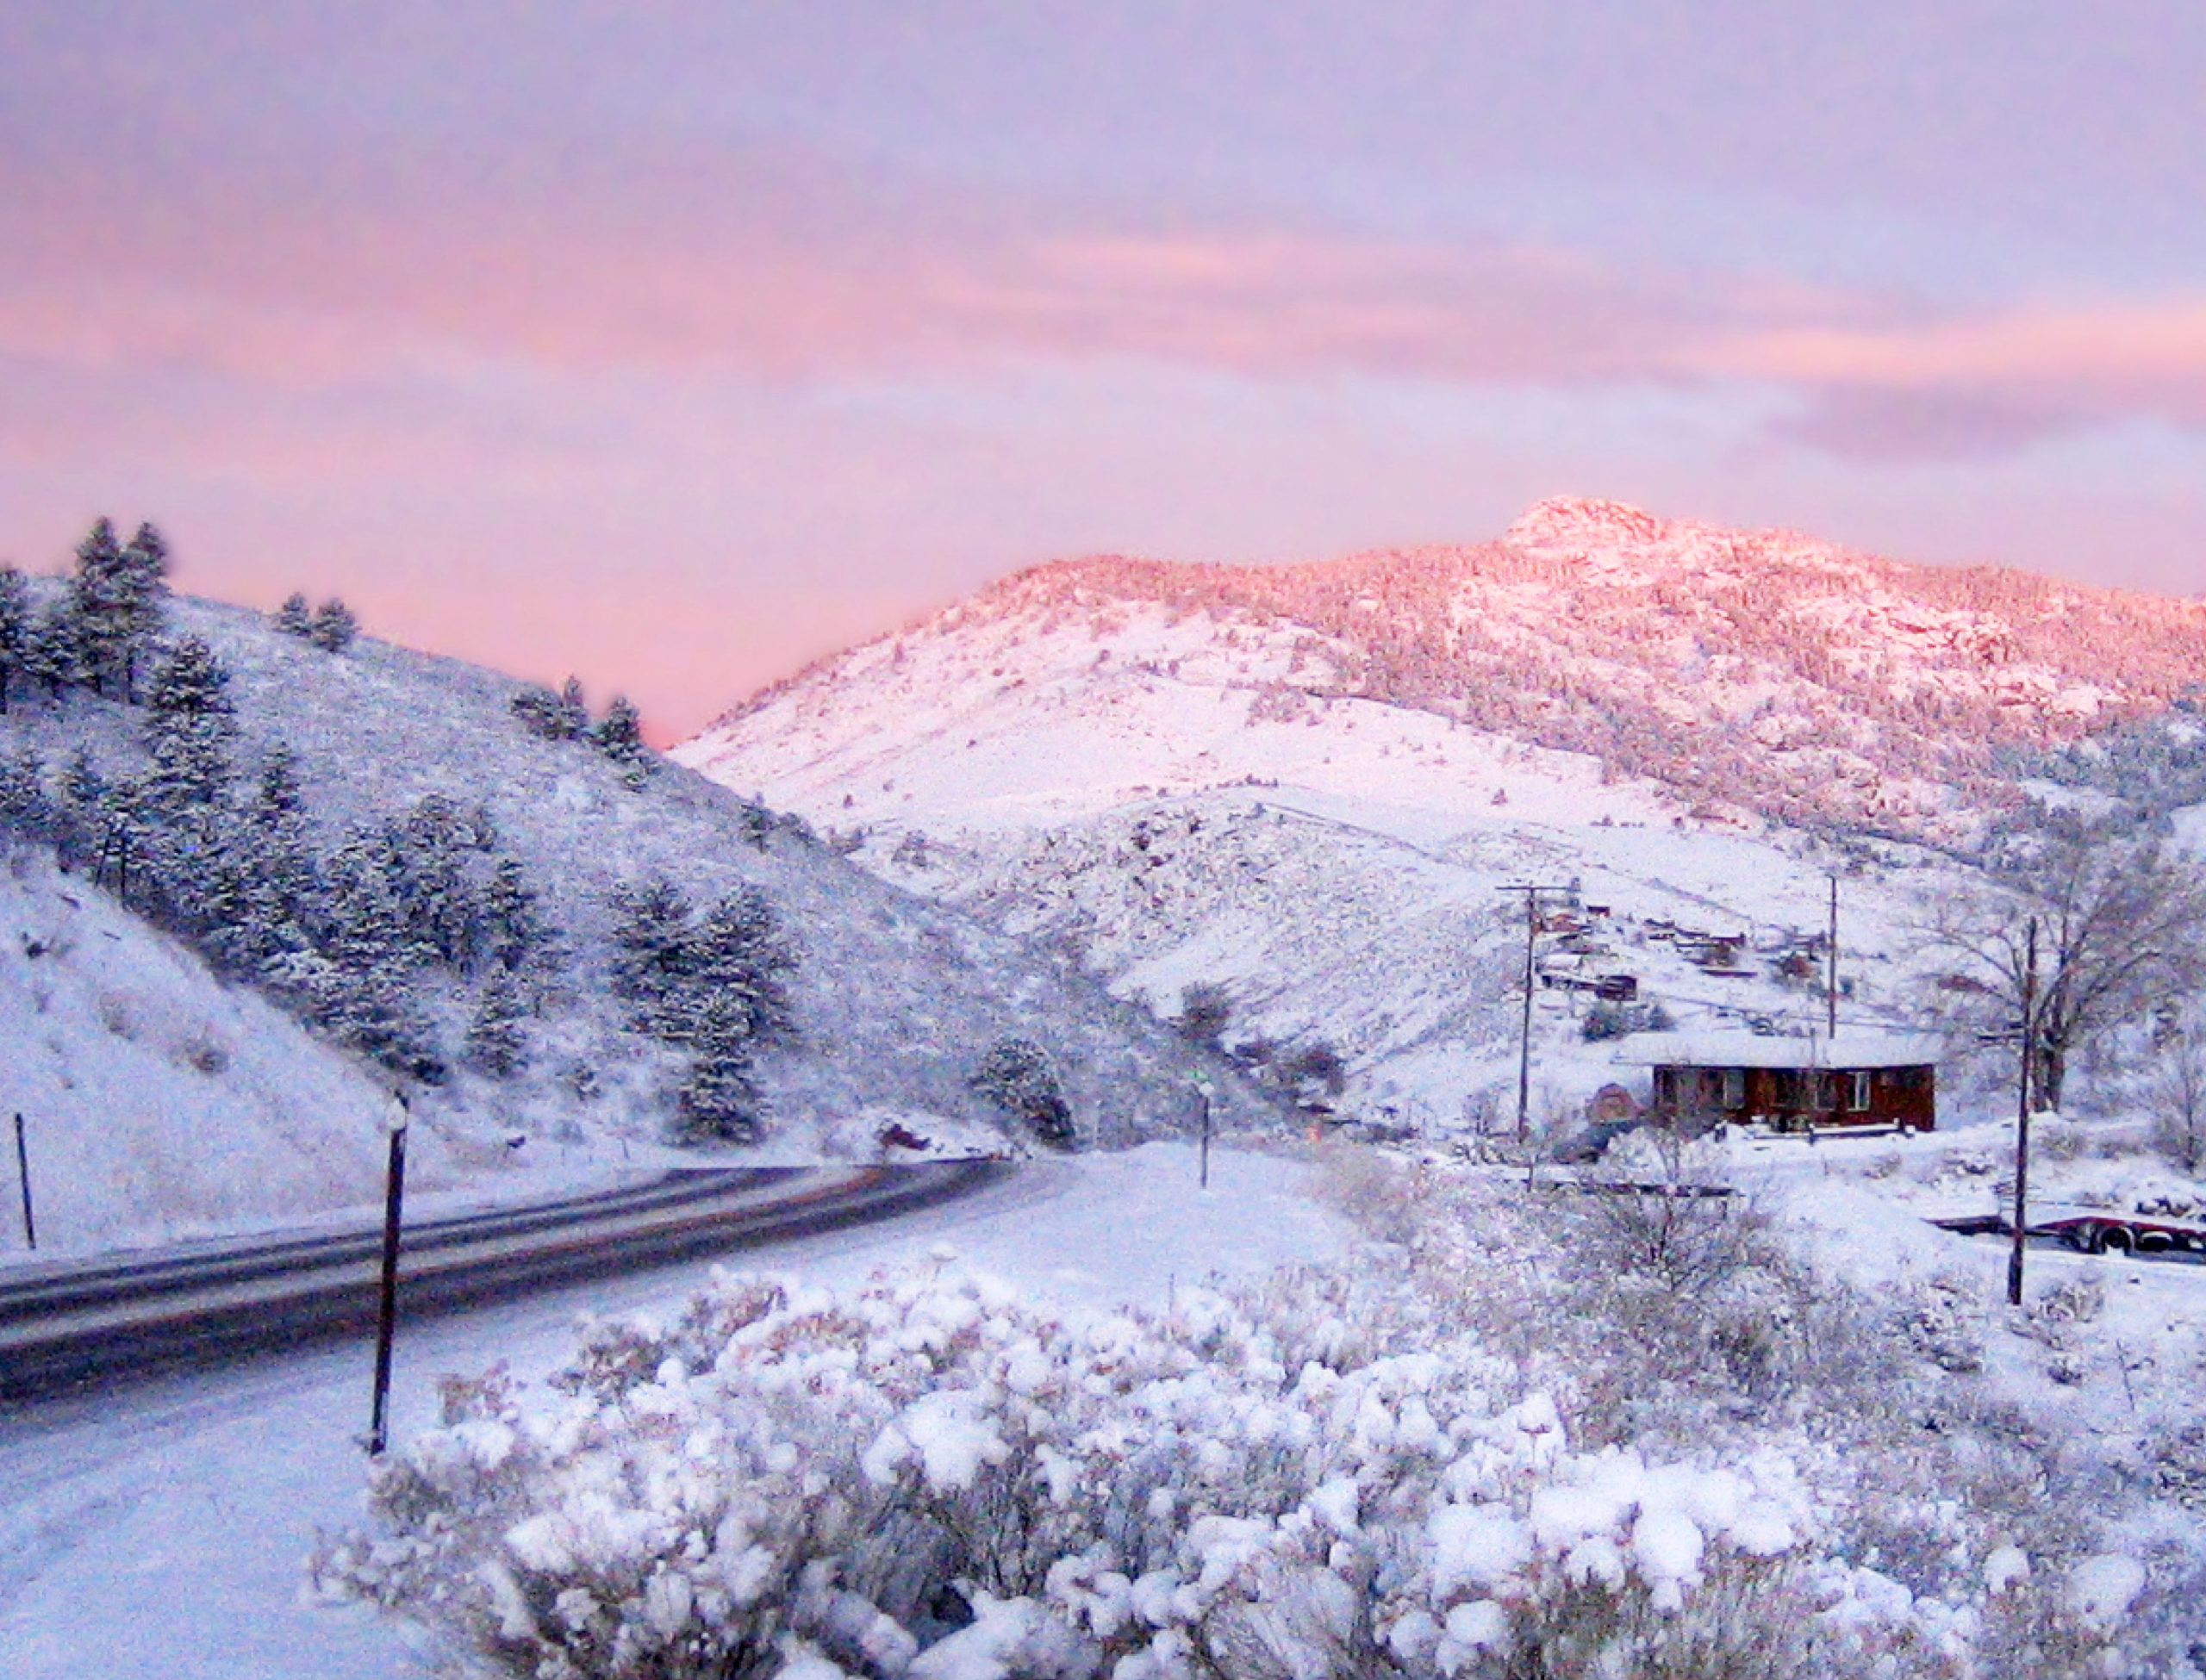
[1920,812,2206,1109]
[2152,1013,2206,1172]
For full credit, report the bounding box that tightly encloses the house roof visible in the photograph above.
[1617,1030,1945,1070]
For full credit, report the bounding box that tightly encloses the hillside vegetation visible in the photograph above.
[0,526,1244,1253]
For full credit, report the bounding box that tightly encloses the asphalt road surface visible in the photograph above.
[0,1160,1011,1403]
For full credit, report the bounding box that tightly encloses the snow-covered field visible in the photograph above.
[9,1117,2206,1677]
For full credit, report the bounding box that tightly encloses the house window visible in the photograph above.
[1849,1072,1872,1111]
[1721,1068,1745,1108]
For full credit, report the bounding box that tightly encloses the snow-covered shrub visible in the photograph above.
[969,1037,1075,1148]
[1309,1155,2196,1674]
[315,1260,1885,1680]
[1896,1276,1986,1374]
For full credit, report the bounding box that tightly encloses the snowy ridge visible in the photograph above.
[692,497,2206,835]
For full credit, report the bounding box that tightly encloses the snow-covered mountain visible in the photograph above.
[685,496,2206,837]
[0,586,1245,1255]
[675,499,2200,1126]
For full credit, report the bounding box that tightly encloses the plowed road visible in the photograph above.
[0,1161,1010,1402]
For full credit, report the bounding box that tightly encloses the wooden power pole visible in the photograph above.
[2008,918,2039,1308]
[1500,884,1571,1144]
[1826,874,1840,1040]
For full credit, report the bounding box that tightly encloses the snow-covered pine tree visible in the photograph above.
[0,748,53,846]
[480,856,550,971]
[558,675,589,738]
[115,523,171,700]
[53,750,111,876]
[673,1032,767,1143]
[142,637,237,812]
[593,693,651,785]
[463,968,529,1077]
[382,794,485,968]
[272,591,315,638]
[308,598,358,652]
[200,747,319,976]
[606,880,795,1142]
[87,776,154,909]
[689,887,795,1044]
[64,518,128,696]
[509,684,576,741]
[608,877,698,1036]
[283,836,447,1080]
[23,595,84,700]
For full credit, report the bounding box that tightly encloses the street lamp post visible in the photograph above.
[366,1089,410,1455]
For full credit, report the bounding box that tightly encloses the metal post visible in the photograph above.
[2008,918,2038,1308]
[367,1091,410,1455]
[13,1113,34,1251]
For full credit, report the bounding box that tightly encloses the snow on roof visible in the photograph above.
[1618,1030,1945,1070]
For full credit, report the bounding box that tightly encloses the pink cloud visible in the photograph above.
[6,145,2206,470]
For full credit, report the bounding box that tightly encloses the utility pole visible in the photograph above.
[2008,918,2039,1308]
[1826,874,1840,1040]
[366,1089,410,1455]
[1499,884,1572,1144]
[12,1113,34,1251]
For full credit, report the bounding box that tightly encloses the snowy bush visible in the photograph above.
[319,1147,2206,1680]
[317,1260,1866,1680]
[969,1037,1075,1149]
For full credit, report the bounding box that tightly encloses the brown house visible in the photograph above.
[1627,1031,1940,1133]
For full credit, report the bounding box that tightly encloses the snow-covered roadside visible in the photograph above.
[0,1146,1346,1680]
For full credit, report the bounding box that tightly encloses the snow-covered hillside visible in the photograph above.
[685,496,2206,838]
[0,584,1251,1256]
[676,501,2089,1126]
[0,847,408,1254]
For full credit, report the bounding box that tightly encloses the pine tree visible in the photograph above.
[0,749,53,844]
[674,1041,766,1143]
[22,596,83,700]
[481,856,549,971]
[689,887,795,1042]
[608,878,697,1035]
[65,518,128,695]
[463,968,529,1077]
[606,879,796,1144]
[0,565,27,714]
[308,598,358,652]
[143,637,237,812]
[559,675,589,738]
[87,777,154,908]
[272,592,315,638]
[511,683,578,741]
[593,694,651,784]
[201,747,317,975]
[383,795,483,968]
[53,751,109,874]
[115,523,171,700]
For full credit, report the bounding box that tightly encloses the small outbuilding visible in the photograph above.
[1623,1030,1940,1133]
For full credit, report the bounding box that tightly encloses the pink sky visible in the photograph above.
[3,3,2203,740]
